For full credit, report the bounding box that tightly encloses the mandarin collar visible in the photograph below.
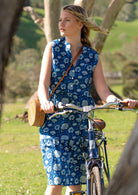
[62,36,87,53]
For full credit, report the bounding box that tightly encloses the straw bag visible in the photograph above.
[28,47,82,127]
[28,98,45,126]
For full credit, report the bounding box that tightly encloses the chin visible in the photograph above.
[60,32,65,37]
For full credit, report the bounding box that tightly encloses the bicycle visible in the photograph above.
[49,101,138,195]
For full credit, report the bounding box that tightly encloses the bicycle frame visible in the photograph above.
[87,119,99,195]
[68,114,110,195]
[85,116,110,195]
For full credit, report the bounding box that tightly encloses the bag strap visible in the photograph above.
[49,46,82,98]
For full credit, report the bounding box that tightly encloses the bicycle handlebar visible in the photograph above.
[49,101,138,119]
[55,101,138,112]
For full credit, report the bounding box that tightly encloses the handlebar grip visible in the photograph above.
[39,103,63,112]
[121,101,138,109]
[54,105,59,111]
[54,103,64,111]
[54,102,66,111]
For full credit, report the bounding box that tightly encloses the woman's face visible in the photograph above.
[59,10,83,37]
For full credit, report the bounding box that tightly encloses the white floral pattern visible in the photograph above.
[39,37,99,186]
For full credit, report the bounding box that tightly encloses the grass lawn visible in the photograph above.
[0,103,137,195]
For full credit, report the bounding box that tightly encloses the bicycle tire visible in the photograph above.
[90,166,102,195]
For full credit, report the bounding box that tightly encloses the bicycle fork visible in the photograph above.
[86,120,101,195]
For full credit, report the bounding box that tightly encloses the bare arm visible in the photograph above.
[93,58,119,103]
[38,42,54,113]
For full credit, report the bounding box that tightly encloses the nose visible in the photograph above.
[59,20,64,27]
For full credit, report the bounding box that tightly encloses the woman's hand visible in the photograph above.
[40,100,54,113]
[122,98,137,109]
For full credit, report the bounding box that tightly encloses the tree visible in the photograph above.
[74,0,95,16]
[0,0,25,120]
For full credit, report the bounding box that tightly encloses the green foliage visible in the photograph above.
[5,64,40,102]
[123,83,138,99]
[0,104,137,194]
[117,3,136,21]
[37,37,47,55]
[10,36,26,62]
[122,61,138,99]
[14,48,40,70]
[16,11,44,49]
[101,52,121,73]
[5,70,32,99]
[5,45,41,101]
[121,36,138,61]
[101,37,138,96]
[93,0,138,21]
[30,0,44,8]
[103,19,138,52]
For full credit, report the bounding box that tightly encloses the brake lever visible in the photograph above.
[49,110,73,119]
[116,102,138,113]
[118,102,123,111]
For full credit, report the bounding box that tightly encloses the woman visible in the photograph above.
[38,5,136,195]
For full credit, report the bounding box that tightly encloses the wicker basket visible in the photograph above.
[28,99,45,127]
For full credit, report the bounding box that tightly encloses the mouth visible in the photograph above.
[60,28,65,32]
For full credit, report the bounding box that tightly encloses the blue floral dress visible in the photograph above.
[39,37,99,186]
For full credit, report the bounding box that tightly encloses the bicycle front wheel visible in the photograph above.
[90,166,102,195]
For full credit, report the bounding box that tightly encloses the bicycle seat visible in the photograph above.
[93,119,106,131]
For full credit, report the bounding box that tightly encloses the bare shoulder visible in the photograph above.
[47,42,52,48]
[45,42,52,53]
[42,42,53,61]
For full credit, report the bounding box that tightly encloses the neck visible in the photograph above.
[65,36,82,52]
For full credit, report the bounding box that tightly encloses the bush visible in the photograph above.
[122,61,138,99]
[10,36,26,62]
[5,48,41,102]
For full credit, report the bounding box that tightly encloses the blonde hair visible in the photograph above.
[63,5,108,48]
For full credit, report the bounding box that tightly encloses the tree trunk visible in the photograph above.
[44,0,61,42]
[92,0,126,54]
[105,120,138,195]
[0,0,25,120]
[74,0,95,16]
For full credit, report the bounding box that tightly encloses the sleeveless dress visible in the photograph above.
[39,37,99,186]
